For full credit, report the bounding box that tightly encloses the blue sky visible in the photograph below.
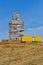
[0,0,43,41]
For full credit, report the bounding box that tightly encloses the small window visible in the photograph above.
[15,18,17,20]
[19,30,24,32]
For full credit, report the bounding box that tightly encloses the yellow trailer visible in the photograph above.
[34,36,42,42]
[21,36,42,43]
[21,36,32,42]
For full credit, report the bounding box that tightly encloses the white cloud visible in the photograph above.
[28,26,43,30]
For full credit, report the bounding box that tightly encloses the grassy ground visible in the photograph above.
[0,41,43,65]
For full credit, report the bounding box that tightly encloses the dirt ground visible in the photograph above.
[0,41,43,65]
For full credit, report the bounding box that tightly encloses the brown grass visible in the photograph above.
[0,41,43,65]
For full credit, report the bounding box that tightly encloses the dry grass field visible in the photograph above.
[0,41,43,65]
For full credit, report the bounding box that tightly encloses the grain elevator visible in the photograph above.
[9,12,24,40]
